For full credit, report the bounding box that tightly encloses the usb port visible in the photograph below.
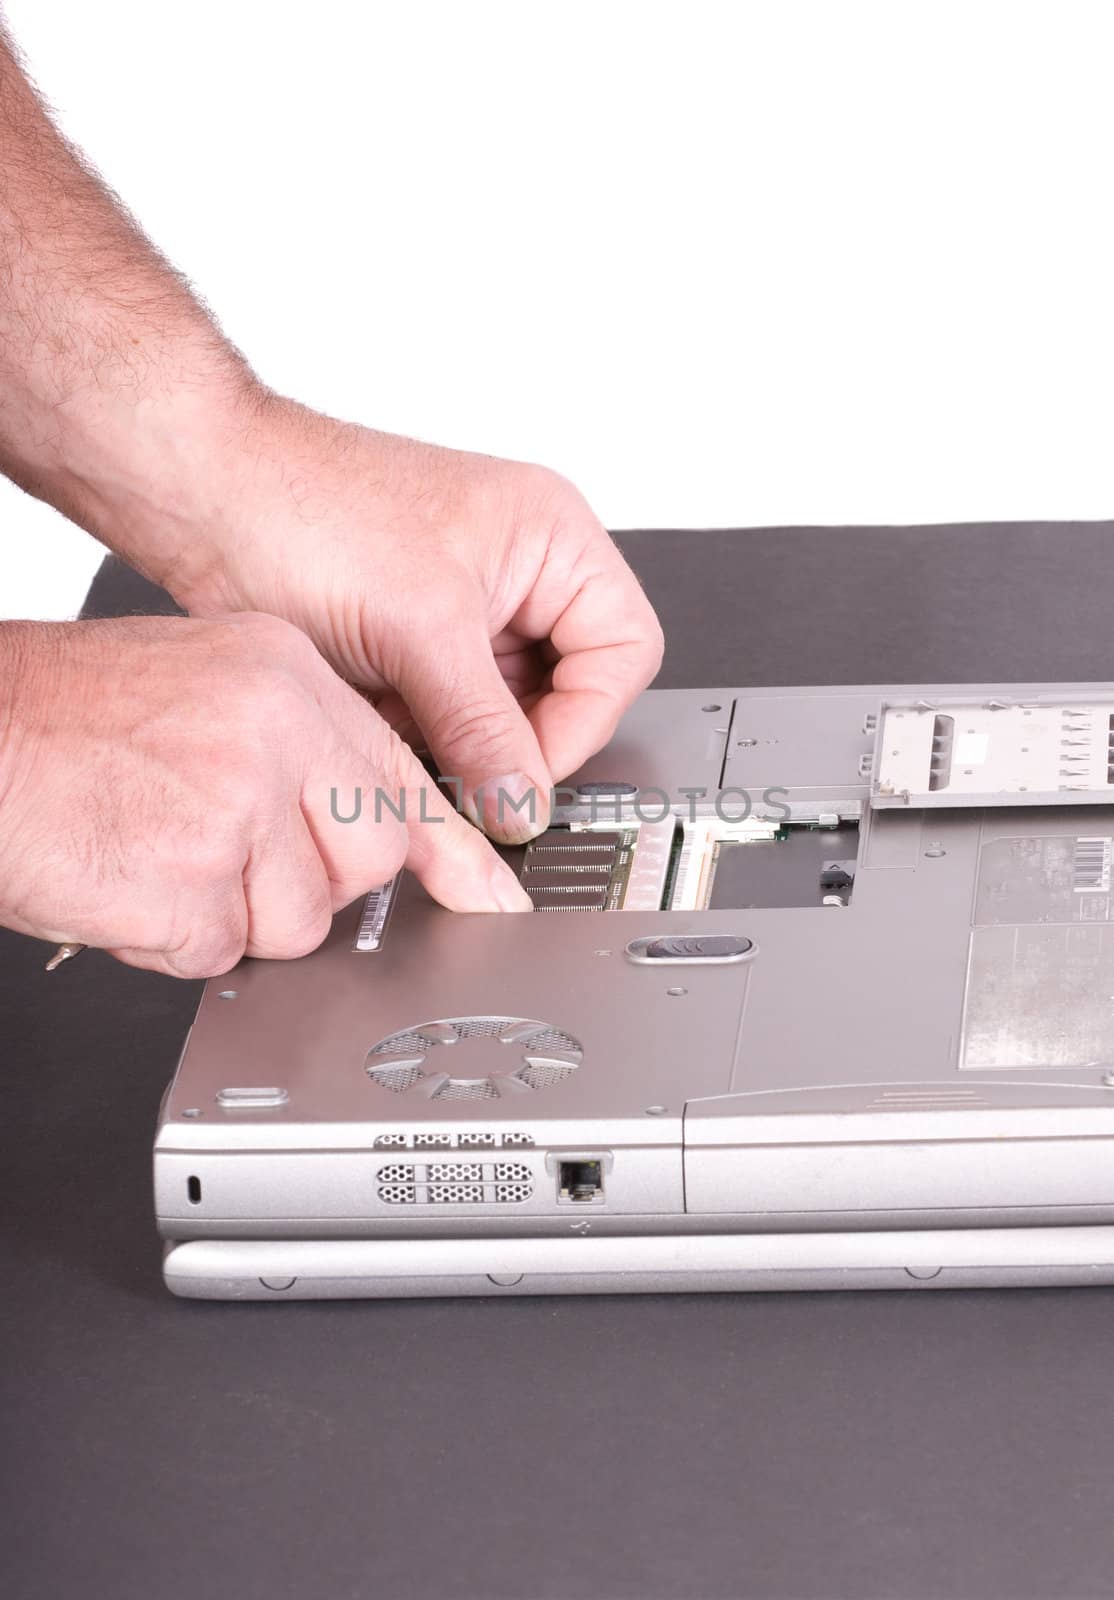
[558,1160,604,1203]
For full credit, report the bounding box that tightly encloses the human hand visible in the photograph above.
[0,614,529,978]
[0,32,661,845]
[165,398,664,841]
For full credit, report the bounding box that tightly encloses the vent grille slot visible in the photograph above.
[370,1064,426,1093]
[428,1162,483,1183]
[428,1184,485,1204]
[870,1089,989,1109]
[524,1026,580,1053]
[376,1160,535,1205]
[370,1131,534,1150]
[516,1058,577,1090]
[371,1031,432,1056]
[495,1162,531,1183]
[377,1163,416,1183]
[496,1183,532,1203]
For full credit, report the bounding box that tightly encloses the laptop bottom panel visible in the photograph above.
[164,1227,1114,1300]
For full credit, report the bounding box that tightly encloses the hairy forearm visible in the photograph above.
[0,27,260,593]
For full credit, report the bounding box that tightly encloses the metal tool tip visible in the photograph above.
[45,942,86,972]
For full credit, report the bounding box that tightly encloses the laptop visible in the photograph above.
[156,682,1114,1298]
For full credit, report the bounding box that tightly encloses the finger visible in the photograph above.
[518,540,664,781]
[398,739,533,912]
[300,761,411,913]
[242,809,335,959]
[369,687,427,752]
[300,675,533,913]
[106,886,250,979]
[490,637,550,703]
[386,594,552,844]
[106,945,238,980]
[105,948,184,977]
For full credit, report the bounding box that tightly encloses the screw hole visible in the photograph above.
[702,703,722,713]
[182,1108,201,1118]
[218,990,238,1000]
[666,986,688,997]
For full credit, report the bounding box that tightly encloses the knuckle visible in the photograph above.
[422,700,516,770]
[165,821,247,886]
[372,720,424,789]
[641,615,666,679]
[266,903,333,961]
[168,921,246,979]
[520,461,582,513]
[212,766,268,827]
[329,847,407,915]
[200,942,245,979]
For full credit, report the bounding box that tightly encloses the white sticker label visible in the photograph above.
[1073,838,1112,894]
[954,732,990,766]
[354,878,398,950]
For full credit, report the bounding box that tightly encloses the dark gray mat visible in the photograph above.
[6,522,1114,1600]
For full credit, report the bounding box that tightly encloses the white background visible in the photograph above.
[3,0,1113,620]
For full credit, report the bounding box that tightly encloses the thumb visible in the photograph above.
[392,606,551,843]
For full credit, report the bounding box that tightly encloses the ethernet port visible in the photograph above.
[559,1160,604,1203]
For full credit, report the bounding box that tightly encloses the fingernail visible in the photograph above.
[469,772,549,843]
[490,859,533,912]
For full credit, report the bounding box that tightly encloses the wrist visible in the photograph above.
[95,384,326,615]
[154,400,499,621]
[0,622,59,822]
[37,361,272,606]
[139,391,376,616]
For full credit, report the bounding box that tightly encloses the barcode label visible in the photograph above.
[354,877,398,950]
[1073,838,1111,893]
[669,831,699,909]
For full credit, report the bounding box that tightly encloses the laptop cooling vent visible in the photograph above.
[369,1064,426,1093]
[377,1159,534,1205]
[870,1088,989,1109]
[366,1015,583,1102]
[372,1132,535,1150]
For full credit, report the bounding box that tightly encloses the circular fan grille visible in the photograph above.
[366,1015,583,1100]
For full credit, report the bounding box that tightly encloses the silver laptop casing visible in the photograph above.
[156,684,1114,1296]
